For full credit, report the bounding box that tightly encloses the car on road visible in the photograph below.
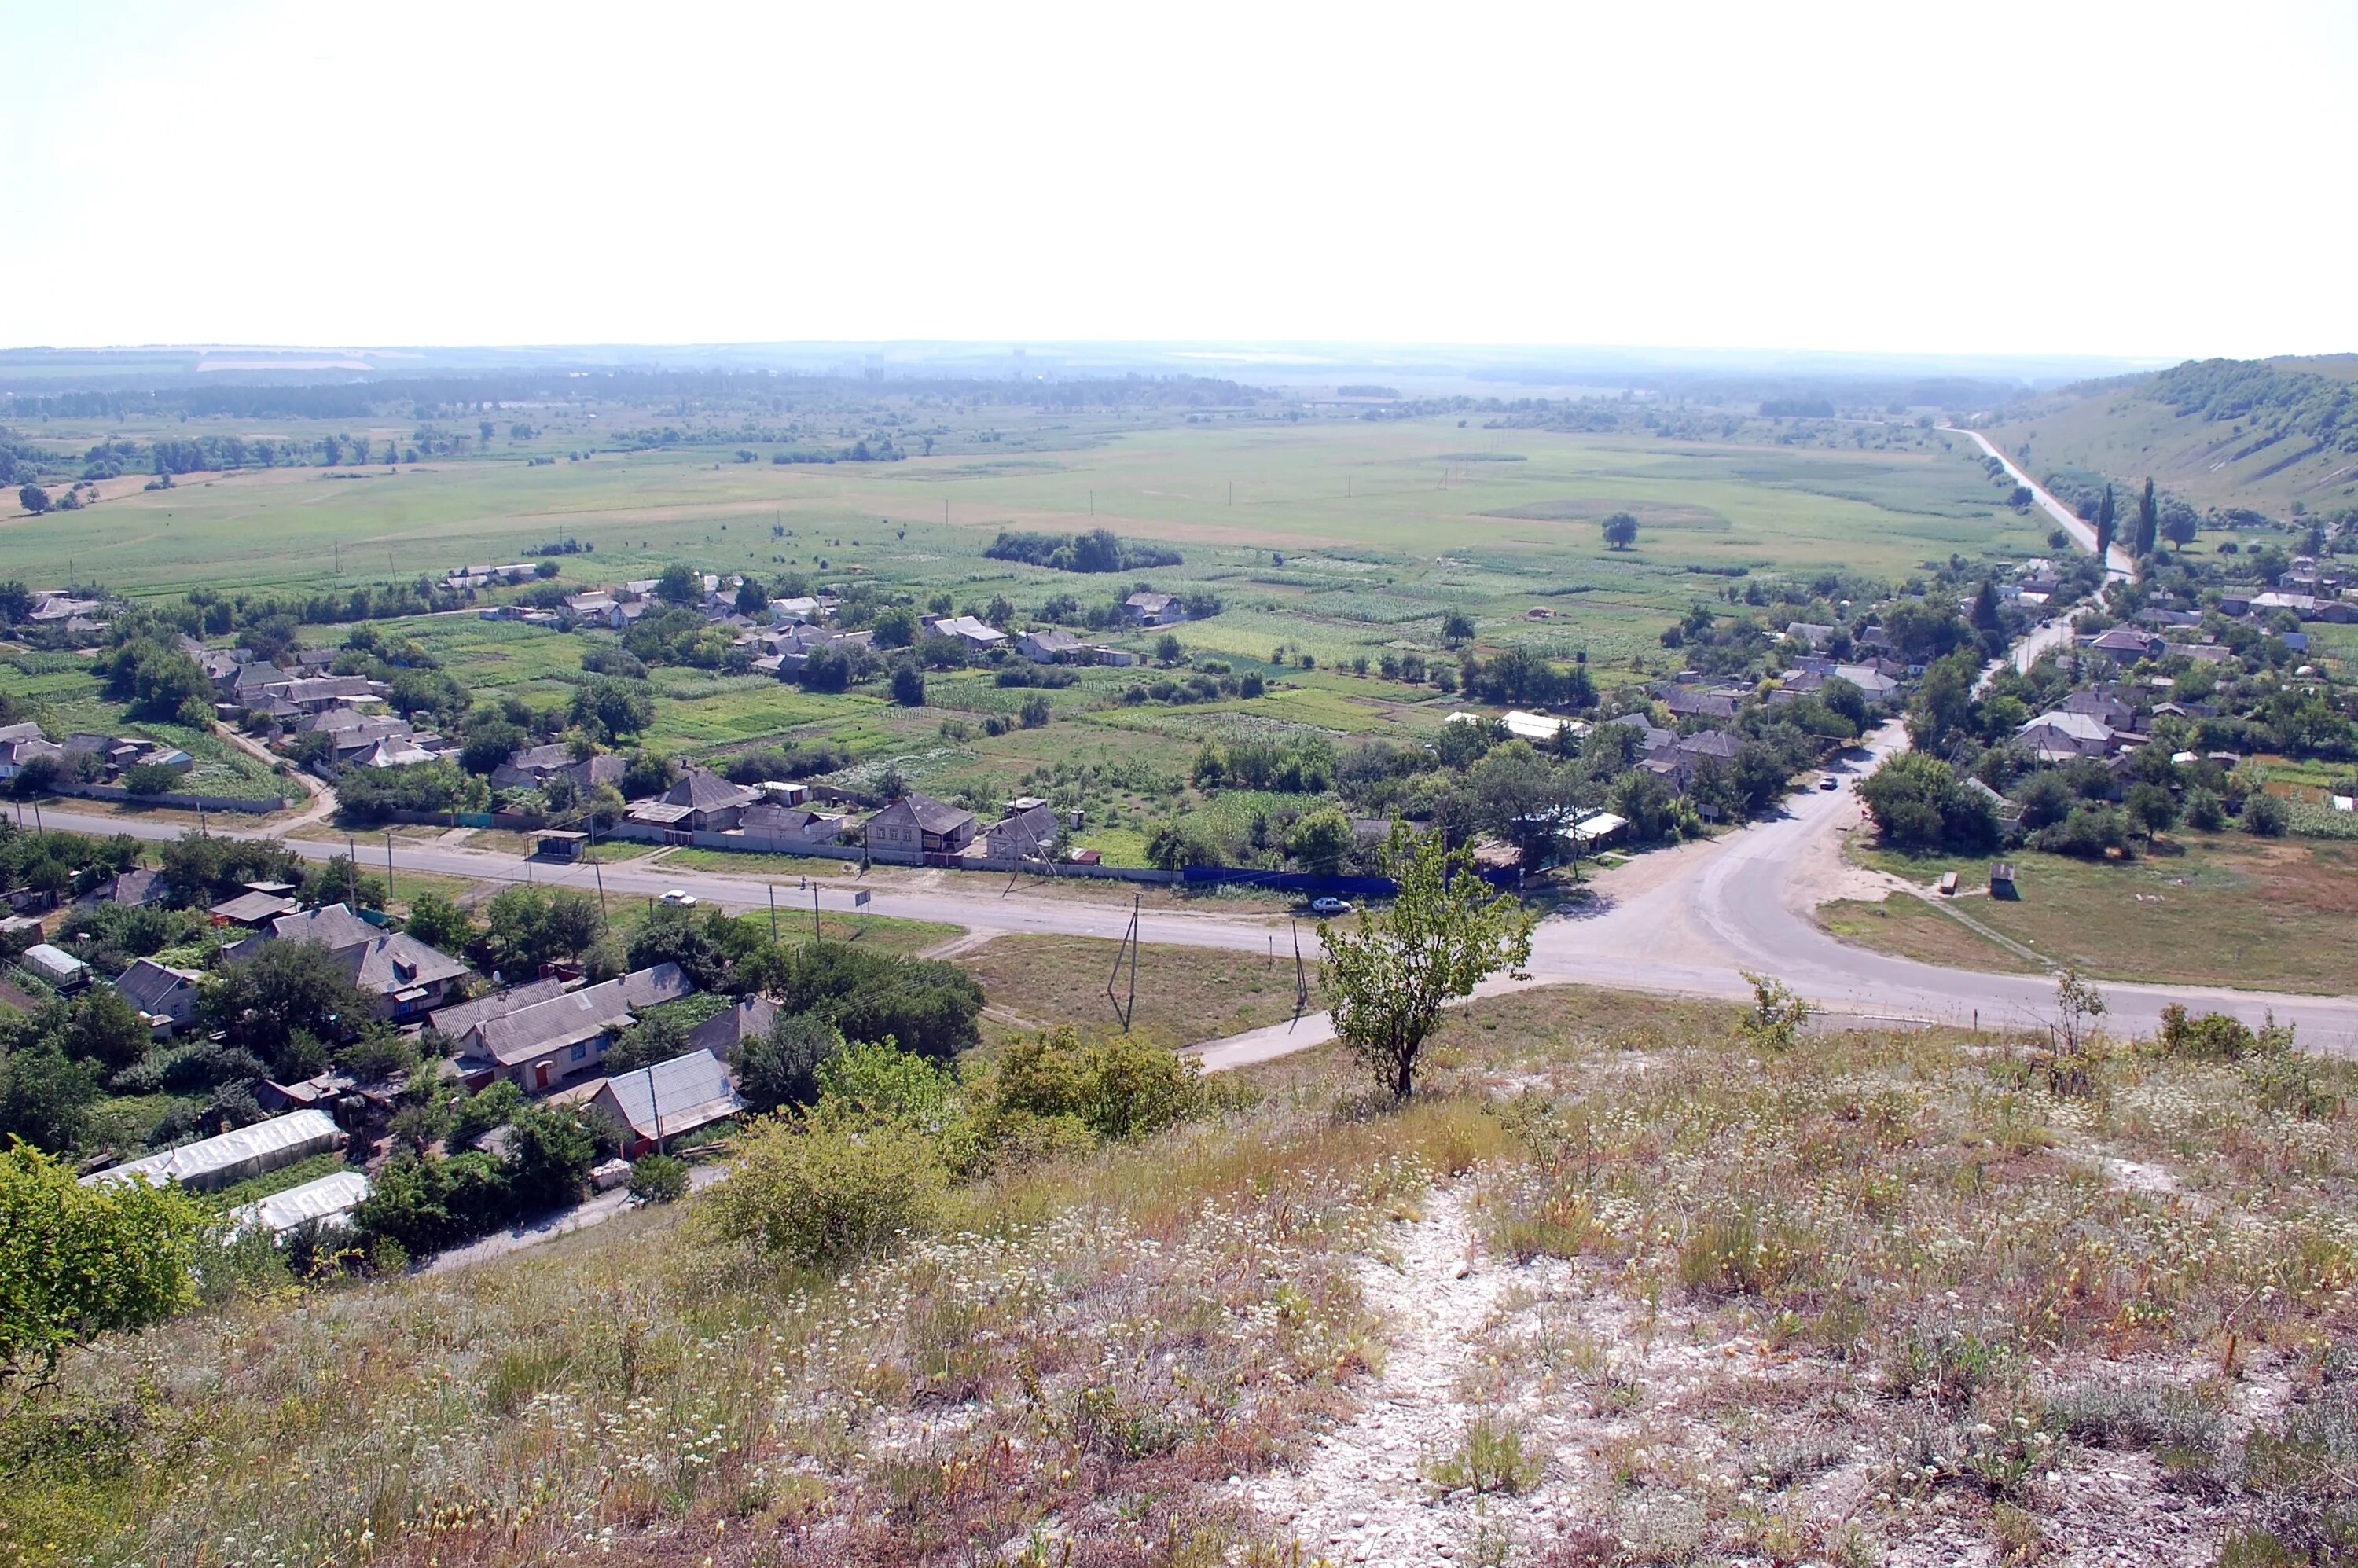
[1820,775,1841,791]
[659,889,699,908]
[1309,896,1354,916]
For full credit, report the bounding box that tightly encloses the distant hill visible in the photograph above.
[1985,355,2358,518]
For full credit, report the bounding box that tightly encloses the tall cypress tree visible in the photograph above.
[2134,477,2159,556]
[2095,483,2117,560]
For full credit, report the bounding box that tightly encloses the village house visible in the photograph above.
[1662,687,1741,721]
[226,902,472,1021]
[1019,626,1085,663]
[2018,708,2118,762]
[685,995,778,1059]
[626,768,758,836]
[2082,627,2165,660]
[865,792,979,863]
[731,799,854,847]
[452,962,696,1092]
[564,1048,746,1158]
[921,613,1006,652]
[1122,590,1181,626]
[982,799,1061,861]
[116,957,203,1036]
[428,975,578,1036]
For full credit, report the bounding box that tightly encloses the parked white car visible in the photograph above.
[1309,896,1354,916]
[659,889,699,908]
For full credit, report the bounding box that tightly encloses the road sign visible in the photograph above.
[852,890,871,908]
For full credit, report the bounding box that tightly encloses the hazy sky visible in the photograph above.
[3,0,2352,360]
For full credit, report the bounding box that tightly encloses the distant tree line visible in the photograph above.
[982,527,1182,573]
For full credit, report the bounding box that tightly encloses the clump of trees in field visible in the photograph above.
[983,527,1181,573]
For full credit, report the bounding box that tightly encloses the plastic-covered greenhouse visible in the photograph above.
[82,1109,345,1194]
[230,1170,371,1235]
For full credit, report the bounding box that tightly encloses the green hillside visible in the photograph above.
[1987,355,2358,518]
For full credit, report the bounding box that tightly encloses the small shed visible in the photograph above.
[1989,862,2017,898]
[535,830,589,861]
[1937,871,1958,897]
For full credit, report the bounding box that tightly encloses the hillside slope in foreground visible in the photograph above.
[9,986,2358,1568]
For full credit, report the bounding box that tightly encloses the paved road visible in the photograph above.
[30,736,2358,1059]
[1951,426,2135,580]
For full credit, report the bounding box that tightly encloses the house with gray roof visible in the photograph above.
[454,963,695,1092]
[626,768,756,835]
[116,957,203,1035]
[572,1048,745,1157]
[864,791,978,863]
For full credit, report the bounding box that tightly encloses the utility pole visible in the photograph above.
[347,835,357,905]
[810,882,821,942]
[767,882,777,938]
[385,828,395,905]
[1104,894,1140,1032]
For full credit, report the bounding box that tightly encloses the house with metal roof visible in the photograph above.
[1019,627,1085,662]
[571,1048,746,1157]
[426,975,574,1037]
[685,995,778,1059]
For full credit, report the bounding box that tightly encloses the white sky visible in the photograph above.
[2,0,2352,361]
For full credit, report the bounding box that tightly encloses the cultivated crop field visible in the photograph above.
[1,398,2051,860]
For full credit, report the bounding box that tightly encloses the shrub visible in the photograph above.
[982,1026,1203,1144]
[0,1143,208,1379]
[2242,792,2290,837]
[1425,1411,1545,1494]
[627,1154,689,1204]
[1675,1205,1816,1298]
[700,1114,946,1266]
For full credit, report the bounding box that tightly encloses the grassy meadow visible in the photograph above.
[10,983,2352,1566]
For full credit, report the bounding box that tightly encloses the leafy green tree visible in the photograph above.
[503,1103,596,1210]
[0,1143,207,1381]
[1857,752,1997,852]
[2134,477,2159,556]
[654,564,700,605]
[0,1045,104,1152]
[476,886,600,977]
[890,661,926,707]
[1155,632,1184,666]
[602,1008,688,1074]
[2242,792,2290,837]
[2125,781,2179,843]
[402,892,476,956]
[1441,609,1476,644]
[734,1011,846,1113]
[1320,825,1534,1099]
[568,677,653,740]
[2159,498,2199,549]
[628,1154,689,1203]
[201,940,380,1077]
[2095,483,2117,559]
[1285,805,1355,875]
[17,487,50,516]
[63,986,152,1075]
[1601,511,1639,549]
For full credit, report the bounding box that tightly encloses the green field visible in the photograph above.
[2,405,2051,851]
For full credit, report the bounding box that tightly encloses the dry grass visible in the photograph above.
[5,983,2353,1567]
[957,935,1306,1047]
